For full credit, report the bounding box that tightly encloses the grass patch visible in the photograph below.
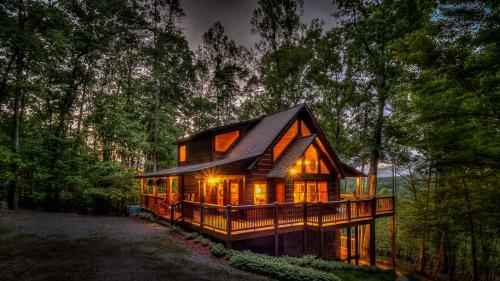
[0,223,9,235]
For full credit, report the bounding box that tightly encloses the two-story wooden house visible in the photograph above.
[138,103,394,265]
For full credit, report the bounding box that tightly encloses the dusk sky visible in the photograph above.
[180,0,338,50]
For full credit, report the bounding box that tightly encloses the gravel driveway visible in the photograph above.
[0,209,271,281]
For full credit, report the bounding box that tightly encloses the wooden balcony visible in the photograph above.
[141,196,394,242]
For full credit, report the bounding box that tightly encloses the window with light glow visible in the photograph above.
[141,179,147,195]
[305,145,318,173]
[293,181,305,202]
[307,182,318,202]
[254,181,267,205]
[230,182,239,205]
[318,181,328,202]
[179,145,186,162]
[300,120,312,136]
[273,120,298,161]
[215,130,240,152]
[291,158,303,174]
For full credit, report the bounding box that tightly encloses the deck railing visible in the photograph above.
[141,196,394,235]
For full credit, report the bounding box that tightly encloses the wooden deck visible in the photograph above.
[141,196,394,242]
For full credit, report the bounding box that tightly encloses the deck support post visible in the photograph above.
[355,225,360,265]
[369,222,376,266]
[170,203,175,225]
[390,215,396,268]
[226,204,232,249]
[347,199,352,263]
[274,202,279,256]
[200,180,205,231]
[302,202,307,255]
[319,202,324,259]
[347,226,352,263]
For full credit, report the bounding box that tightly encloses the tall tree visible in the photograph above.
[193,21,250,127]
[250,0,305,113]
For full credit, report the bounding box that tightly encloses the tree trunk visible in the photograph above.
[461,177,478,281]
[417,168,432,273]
[8,0,26,210]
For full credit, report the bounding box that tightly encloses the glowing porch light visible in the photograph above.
[207,177,218,185]
[289,167,298,175]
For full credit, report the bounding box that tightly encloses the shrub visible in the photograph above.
[228,251,341,281]
[185,232,200,240]
[168,225,183,234]
[209,243,227,257]
[282,255,383,274]
[193,236,214,246]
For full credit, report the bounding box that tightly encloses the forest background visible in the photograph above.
[0,0,498,280]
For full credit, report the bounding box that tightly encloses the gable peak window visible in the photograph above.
[273,119,298,161]
[215,130,240,152]
[300,120,312,136]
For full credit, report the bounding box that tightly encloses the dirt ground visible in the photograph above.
[0,209,272,281]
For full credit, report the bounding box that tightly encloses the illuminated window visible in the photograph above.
[230,182,239,205]
[215,130,240,152]
[318,181,328,202]
[291,158,303,174]
[254,181,267,205]
[141,179,147,195]
[320,159,330,174]
[179,145,186,162]
[273,120,298,161]
[216,183,224,206]
[276,182,284,203]
[305,145,318,173]
[147,179,155,195]
[156,178,166,194]
[308,182,320,202]
[301,120,312,136]
[294,181,306,203]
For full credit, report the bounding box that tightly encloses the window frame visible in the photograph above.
[178,144,186,163]
[253,181,267,205]
[214,130,240,153]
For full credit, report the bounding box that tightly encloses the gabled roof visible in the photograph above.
[138,154,258,178]
[226,104,305,160]
[175,117,262,144]
[138,103,365,178]
[267,135,316,178]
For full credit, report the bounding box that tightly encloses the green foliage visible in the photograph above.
[281,255,383,274]
[168,225,183,234]
[228,250,341,281]
[209,243,227,257]
[185,232,200,240]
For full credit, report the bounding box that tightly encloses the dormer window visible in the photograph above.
[215,130,240,152]
[273,119,298,161]
[179,144,186,162]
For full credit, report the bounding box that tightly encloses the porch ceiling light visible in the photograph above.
[207,177,218,185]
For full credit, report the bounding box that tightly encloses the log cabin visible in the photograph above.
[138,103,395,265]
